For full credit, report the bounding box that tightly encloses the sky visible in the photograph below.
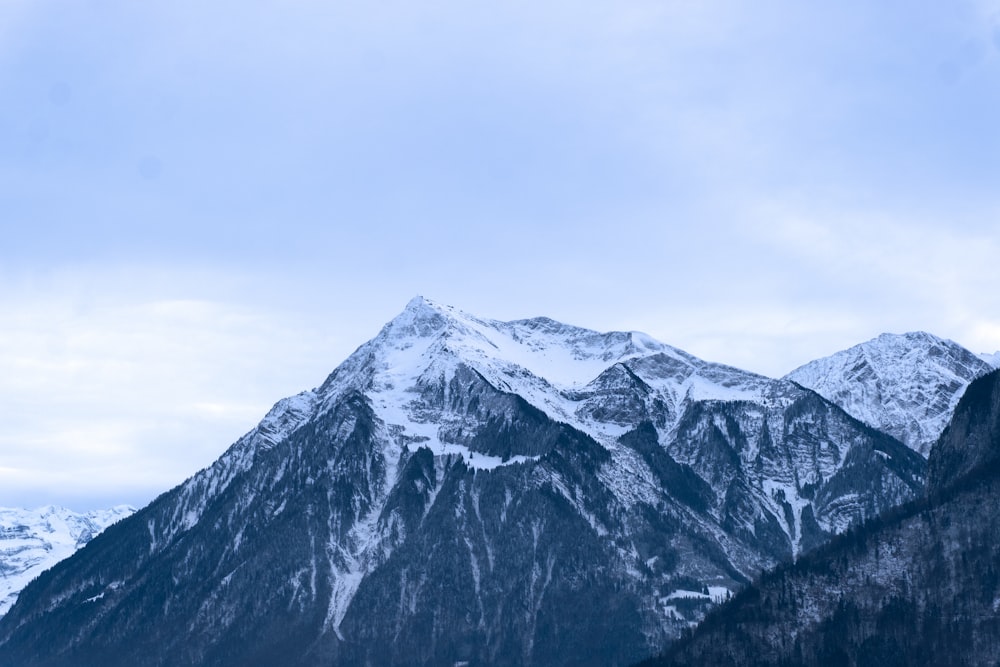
[2,0,1000,510]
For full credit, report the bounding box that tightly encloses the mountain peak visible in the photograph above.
[891,330,937,339]
[404,294,429,309]
[878,330,941,344]
[787,331,993,456]
[403,294,441,313]
[384,296,457,339]
[867,331,961,354]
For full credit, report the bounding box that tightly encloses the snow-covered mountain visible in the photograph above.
[0,505,134,615]
[0,299,926,667]
[646,368,1000,667]
[980,351,1000,368]
[786,332,993,457]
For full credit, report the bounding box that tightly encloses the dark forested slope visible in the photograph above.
[642,369,1000,667]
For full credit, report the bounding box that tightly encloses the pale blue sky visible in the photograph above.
[3,1,1000,509]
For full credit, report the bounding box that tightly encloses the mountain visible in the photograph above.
[786,331,993,457]
[981,351,1000,369]
[0,298,925,667]
[0,506,135,616]
[927,366,1000,491]
[642,368,1000,667]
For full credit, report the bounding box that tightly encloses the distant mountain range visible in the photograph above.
[0,299,994,666]
[0,506,134,615]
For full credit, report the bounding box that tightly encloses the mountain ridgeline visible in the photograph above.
[0,506,135,616]
[643,368,1000,667]
[0,299,989,666]
[786,331,994,457]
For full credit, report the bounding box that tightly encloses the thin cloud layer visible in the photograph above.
[1,1,999,508]
[0,278,339,508]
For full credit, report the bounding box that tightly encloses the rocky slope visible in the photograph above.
[786,331,993,457]
[0,299,926,667]
[643,368,1000,667]
[0,506,134,616]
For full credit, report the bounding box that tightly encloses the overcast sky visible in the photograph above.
[3,0,1000,510]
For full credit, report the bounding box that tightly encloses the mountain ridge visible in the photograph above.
[785,331,993,456]
[0,505,135,616]
[642,368,1000,667]
[0,299,965,667]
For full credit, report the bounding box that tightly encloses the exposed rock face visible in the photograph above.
[644,369,1000,667]
[0,299,928,667]
[786,331,993,457]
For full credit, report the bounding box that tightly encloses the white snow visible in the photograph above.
[708,585,732,602]
[0,505,135,616]
[255,390,319,449]
[761,479,812,556]
[597,446,661,508]
[980,352,1000,369]
[351,297,671,477]
[333,297,788,487]
[666,589,709,600]
[681,373,766,403]
[664,586,733,605]
[787,331,994,456]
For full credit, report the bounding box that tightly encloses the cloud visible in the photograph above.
[0,269,346,509]
[741,200,1000,346]
[3,0,1000,509]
